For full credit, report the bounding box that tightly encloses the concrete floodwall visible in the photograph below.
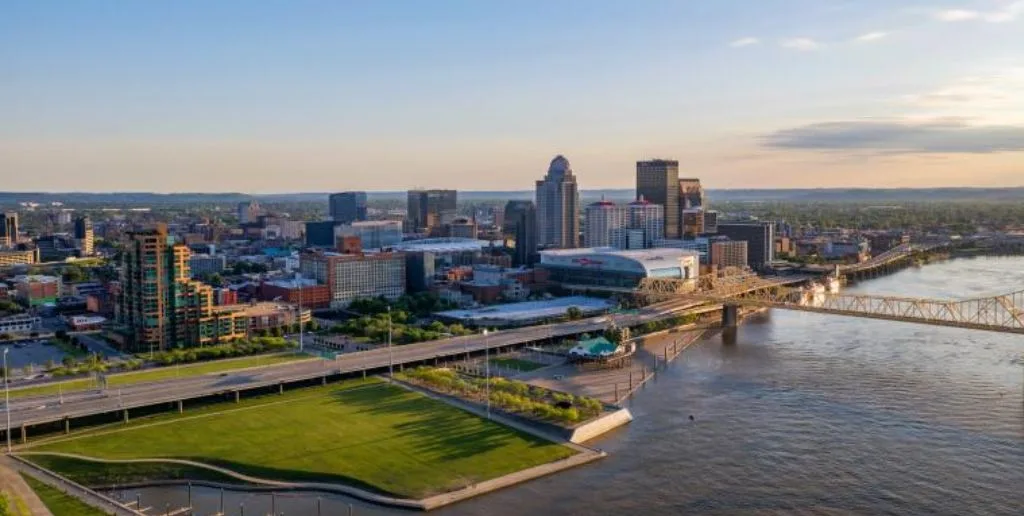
[566,408,633,444]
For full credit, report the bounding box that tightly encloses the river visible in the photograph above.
[118,257,1024,515]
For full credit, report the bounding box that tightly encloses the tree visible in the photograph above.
[566,307,583,321]
[270,326,283,338]
[604,325,624,344]
[208,272,224,286]
[61,264,87,283]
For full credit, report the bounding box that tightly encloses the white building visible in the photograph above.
[0,314,42,333]
[583,200,624,248]
[584,198,664,250]
[535,155,580,249]
[539,247,699,289]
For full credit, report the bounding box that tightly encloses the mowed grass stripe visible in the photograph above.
[20,474,106,516]
[32,380,575,498]
[8,353,310,400]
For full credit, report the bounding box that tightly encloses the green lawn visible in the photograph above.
[8,353,310,400]
[19,474,106,516]
[30,379,576,498]
[489,357,548,372]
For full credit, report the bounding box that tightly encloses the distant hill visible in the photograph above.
[2,187,1024,207]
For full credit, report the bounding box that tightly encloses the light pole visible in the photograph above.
[4,347,11,453]
[297,279,304,353]
[387,306,393,382]
[483,329,490,420]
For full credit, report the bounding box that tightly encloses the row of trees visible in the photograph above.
[348,293,457,318]
[147,337,294,366]
[325,312,472,344]
[400,366,603,425]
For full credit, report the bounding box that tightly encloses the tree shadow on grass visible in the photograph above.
[329,384,565,463]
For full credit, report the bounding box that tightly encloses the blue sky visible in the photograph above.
[2,0,1023,192]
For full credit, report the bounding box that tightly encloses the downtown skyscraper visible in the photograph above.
[636,159,680,239]
[535,155,579,249]
[328,191,368,224]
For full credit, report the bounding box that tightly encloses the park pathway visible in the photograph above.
[0,456,53,516]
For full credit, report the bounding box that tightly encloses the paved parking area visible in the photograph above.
[1,341,69,372]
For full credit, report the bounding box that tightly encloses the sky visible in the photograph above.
[2,0,1023,192]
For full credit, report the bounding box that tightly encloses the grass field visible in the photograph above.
[19,474,106,516]
[489,357,548,372]
[29,379,576,498]
[8,353,310,400]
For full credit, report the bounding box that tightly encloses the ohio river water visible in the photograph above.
[125,257,1024,515]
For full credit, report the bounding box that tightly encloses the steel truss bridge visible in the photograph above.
[641,275,1024,335]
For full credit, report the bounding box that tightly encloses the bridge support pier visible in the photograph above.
[722,304,739,328]
[234,391,240,403]
[178,399,184,413]
[123,409,129,424]
[279,382,284,395]
[321,375,327,386]
[21,423,27,444]
[63,416,70,435]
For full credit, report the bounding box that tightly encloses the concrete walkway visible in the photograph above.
[0,456,52,516]
[6,455,141,516]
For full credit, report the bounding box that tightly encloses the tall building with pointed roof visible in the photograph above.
[535,155,580,249]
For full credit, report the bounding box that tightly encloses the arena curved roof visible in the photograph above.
[538,247,698,276]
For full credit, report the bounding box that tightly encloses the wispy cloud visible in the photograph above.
[902,67,1024,124]
[780,38,820,51]
[934,2,1024,22]
[934,9,980,21]
[763,118,1024,154]
[854,31,889,42]
[729,37,760,48]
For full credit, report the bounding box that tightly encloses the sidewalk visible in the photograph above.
[0,456,53,516]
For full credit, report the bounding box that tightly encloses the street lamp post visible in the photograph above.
[387,306,393,382]
[297,278,305,353]
[483,329,490,420]
[4,348,11,453]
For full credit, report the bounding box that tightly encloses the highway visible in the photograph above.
[2,299,705,432]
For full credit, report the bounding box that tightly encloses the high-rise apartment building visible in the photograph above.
[328,192,368,224]
[717,222,775,269]
[504,200,538,267]
[407,190,457,233]
[0,212,18,247]
[636,160,679,239]
[622,199,664,249]
[116,225,246,352]
[584,199,664,250]
[583,200,622,248]
[535,155,580,249]
[74,216,95,255]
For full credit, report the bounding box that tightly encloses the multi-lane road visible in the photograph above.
[2,299,705,432]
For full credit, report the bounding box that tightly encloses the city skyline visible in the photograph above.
[3,0,1024,192]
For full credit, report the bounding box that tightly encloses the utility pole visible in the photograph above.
[4,348,10,453]
[387,306,393,382]
[484,329,490,420]
[298,277,304,353]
